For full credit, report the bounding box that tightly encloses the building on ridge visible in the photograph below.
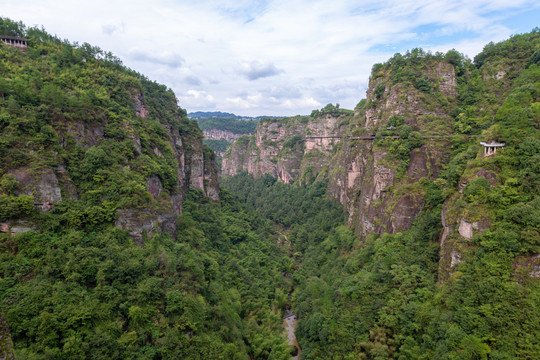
[1,35,27,50]
[480,141,505,157]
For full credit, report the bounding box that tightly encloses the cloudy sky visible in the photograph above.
[1,1,539,116]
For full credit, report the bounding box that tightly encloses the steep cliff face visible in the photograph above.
[224,58,457,237]
[327,140,449,236]
[0,35,219,243]
[326,59,456,236]
[203,128,243,142]
[223,112,348,183]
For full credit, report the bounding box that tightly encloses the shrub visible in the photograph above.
[463,177,490,202]
[374,82,386,99]
[0,173,18,194]
[414,76,432,92]
[387,115,405,128]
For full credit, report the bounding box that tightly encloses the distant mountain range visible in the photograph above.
[188,111,279,120]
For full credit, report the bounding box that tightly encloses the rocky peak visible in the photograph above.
[224,57,458,238]
[365,60,457,130]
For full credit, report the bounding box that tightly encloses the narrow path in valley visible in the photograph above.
[283,310,301,359]
[276,230,302,359]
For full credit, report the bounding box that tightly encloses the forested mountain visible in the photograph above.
[188,111,242,119]
[223,30,540,359]
[0,18,292,359]
[188,111,277,121]
[187,113,259,159]
[196,117,258,158]
[196,117,258,135]
[0,16,539,360]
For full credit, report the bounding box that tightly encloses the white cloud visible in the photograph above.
[281,96,321,109]
[102,22,125,36]
[237,60,284,81]
[1,0,539,115]
[129,49,185,68]
[225,93,264,109]
[180,90,216,108]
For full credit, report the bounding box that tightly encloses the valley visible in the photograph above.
[0,17,539,360]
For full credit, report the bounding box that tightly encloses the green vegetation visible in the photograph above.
[1,190,293,359]
[221,173,344,232]
[222,29,540,360]
[0,18,292,359]
[0,17,193,212]
[195,117,258,134]
[203,138,230,154]
[372,47,470,86]
[310,103,353,118]
[0,17,539,360]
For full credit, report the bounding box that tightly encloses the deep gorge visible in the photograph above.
[0,18,539,360]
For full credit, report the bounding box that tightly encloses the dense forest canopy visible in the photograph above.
[0,17,539,360]
[195,117,258,134]
[222,28,540,359]
[0,17,293,359]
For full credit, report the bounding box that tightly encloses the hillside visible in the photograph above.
[196,117,258,157]
[0,16,539,360]
[187,114,258,159]
[223,30,540,358]
[0,18,294,359]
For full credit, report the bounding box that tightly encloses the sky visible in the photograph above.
[1,1,539,116]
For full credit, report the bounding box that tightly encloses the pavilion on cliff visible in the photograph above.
[480,141,505,156]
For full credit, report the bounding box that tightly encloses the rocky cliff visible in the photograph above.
[203,128,243,143]
[222,109,349,183]
[327,57,456,236]
[0,34,219,244]
[223,56,457,236]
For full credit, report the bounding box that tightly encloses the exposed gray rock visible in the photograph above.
[1,221,36,235]
[458,218,489,240]
[513,254,540,280]
[458,218,475,240]
[10,167,62,211]
[391,194,424,232]
[203,129,244,142]
[66,122,105,148]
[10,224,36,234]
[115,208,176,245]
[131,92,149,118]
[450,248,463,268]
[146,176,163,199]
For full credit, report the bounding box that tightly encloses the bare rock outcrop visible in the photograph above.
[115,208,176,245]
[203,129,244,143]
[514,254,540,280]
[9,167,62,211]
[224,60,458,239]
[222,114,344,183]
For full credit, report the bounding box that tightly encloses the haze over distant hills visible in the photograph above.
[188,111,280,120]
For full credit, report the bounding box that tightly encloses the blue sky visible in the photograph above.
[1,0,539,116]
